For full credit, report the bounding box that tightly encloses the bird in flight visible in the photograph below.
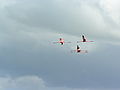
[71,45,88,53]
[53,38,71,45]
[77,35,94,43]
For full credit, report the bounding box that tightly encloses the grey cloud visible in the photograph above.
[0,75,119,90]
[4,0,105,35]
[0,35,120,88]
[4,0,120,43]
[0,0,120,89]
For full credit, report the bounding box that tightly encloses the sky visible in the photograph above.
[0,0,120,90]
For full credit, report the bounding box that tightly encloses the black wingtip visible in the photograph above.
[77,45,80,49]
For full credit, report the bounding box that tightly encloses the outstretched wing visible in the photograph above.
[77,45,80,49]
[80,50,88,53]
[71,49,88,53]
[82,35,85,40]
[77,41,94,43]
[64,41,71,43]
[77,35,94,43]
[70,50,77,53]
[82,35,86,42]
[53,42,60,44]
[53,42,64,45]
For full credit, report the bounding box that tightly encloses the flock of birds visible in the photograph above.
[53,35,94,53]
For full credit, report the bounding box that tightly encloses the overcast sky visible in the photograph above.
[0,0,120,90]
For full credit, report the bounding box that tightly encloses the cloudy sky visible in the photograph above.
[0,0,120,90]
